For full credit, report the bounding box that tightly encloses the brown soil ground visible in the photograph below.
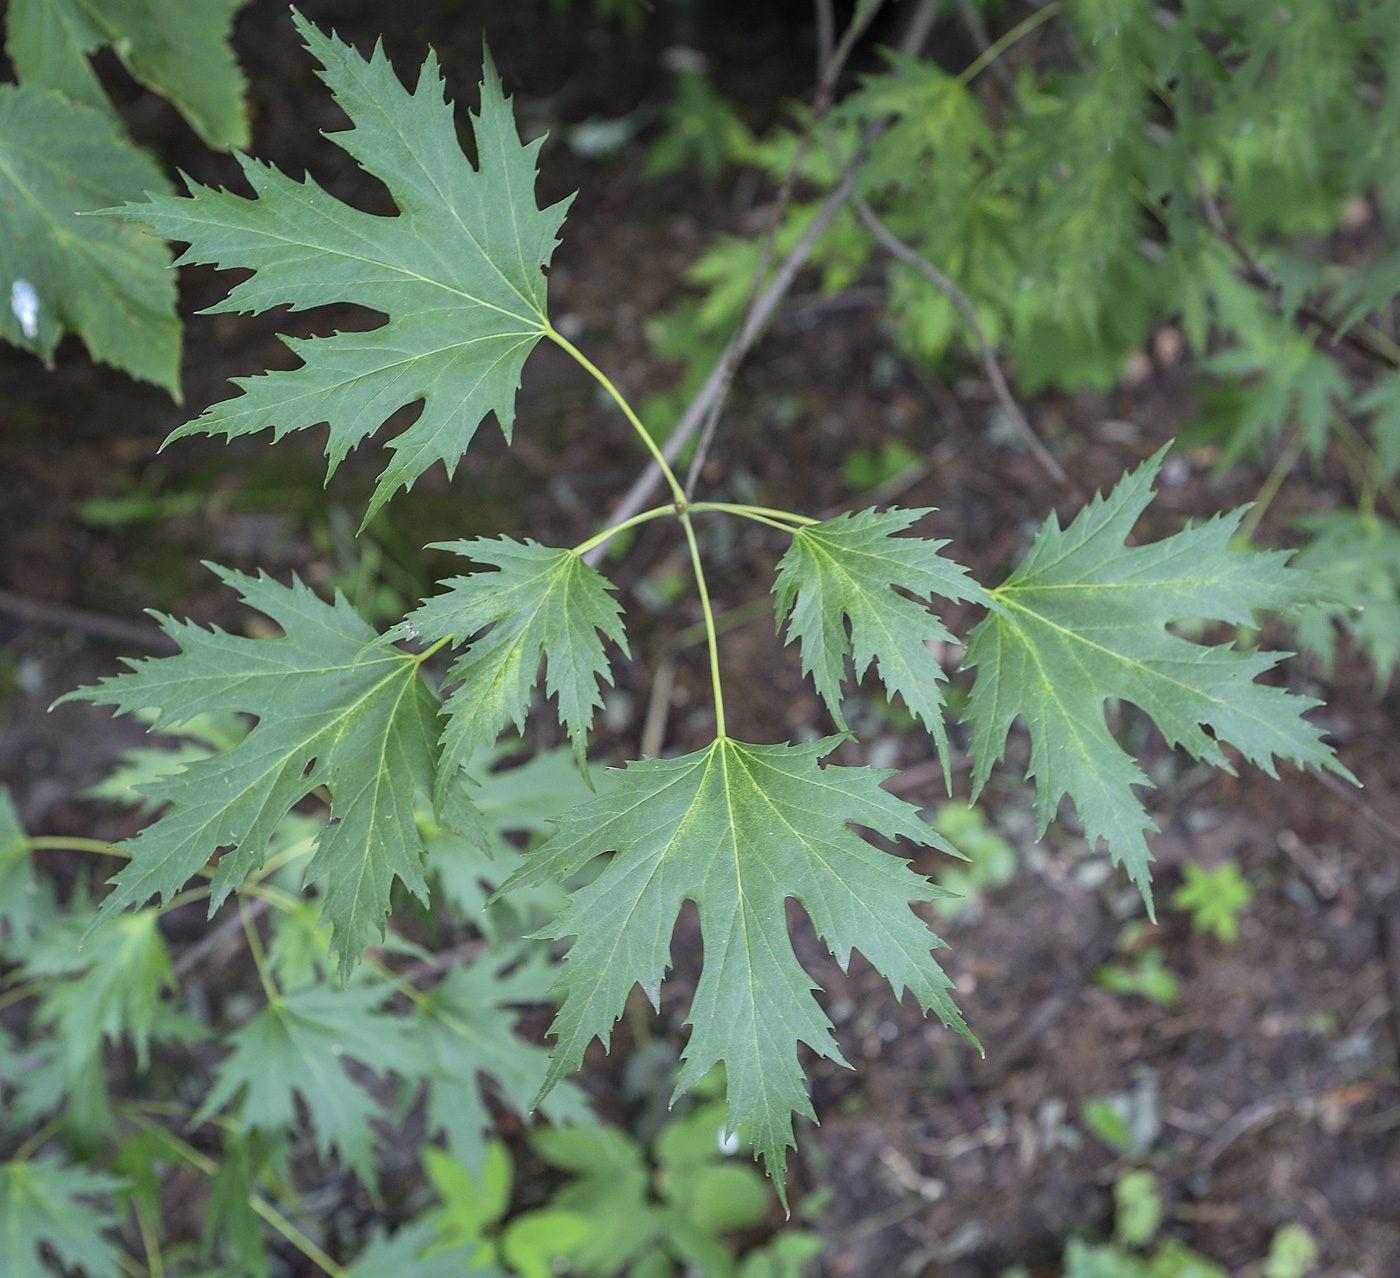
[1,2,1397,1275]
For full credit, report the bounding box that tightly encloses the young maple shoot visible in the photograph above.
[67,10,1350,1196]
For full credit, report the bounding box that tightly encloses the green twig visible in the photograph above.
[572,505,677,558]
[956,0,1062,88]
[239,896,280,1005]
[1239,432,1305,542]
[11,1117,64,1164]
[1332,410,1400,520]
[547,325,687,504]
[129,1119,352,1278]
[25,836,131,857]
[0,976,50,1014]
[134,1198,165,1278]
[679,512,727,738]
[688,501,818,528]
[411,634,452,664]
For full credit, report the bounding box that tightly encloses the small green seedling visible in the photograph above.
[1170,860,1254,943]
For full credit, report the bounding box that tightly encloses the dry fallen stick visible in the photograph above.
[0,585,177,653]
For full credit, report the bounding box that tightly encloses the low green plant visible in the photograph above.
[1000,1170,1320,1278]
[418,1140,591,1277]
[1170,860,1254,943]
[925,799,1016,917]
[1095,945,1180,1007]
[840,438,921,494]
[527,1072,820,1278]
[647,65,754,182]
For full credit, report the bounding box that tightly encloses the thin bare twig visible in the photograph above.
[583,164,863,566]
[172,897,268,979]
[853,197,1076,494]
[1194,1095,1296,1171]
[956,0,1017,93]
[1310,765,1398,849]
[1193,159,1400,372]
[814,0,835,83]
[584,0,946,563]
[0,586,177,652]
[682,0,890,500]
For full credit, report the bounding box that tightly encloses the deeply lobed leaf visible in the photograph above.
[194,984,407,1184]
[61,565,473,976]
[404,952,594,1176]
[772,507,993,762]
[5,0,250,149]
[963,447,1351,902]
[397,538,627,787]
[120,9,571,519]
[0,1155,126,1278]
[503,736,969,1195]
[0,84,178,389]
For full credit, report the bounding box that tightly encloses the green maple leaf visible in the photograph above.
[1170,861,1253,943]
[503,737,968,1195]
[772,507,992,761]
[1291,508,1400,690]
[60,565,468,976]
[5,0,250,149]
[0,1155,125,1278]
[122,9,570,520]
[403,951,593,1175]
[349,1220,500,1278]
[24,907,172,1074]
[396,539,627,785]
[0,83,178,390]
[0,785,47,956]
[195,984,407,1184]
[963,447,1350,902]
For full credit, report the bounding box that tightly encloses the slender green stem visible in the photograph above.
[687,502,818,527]
[957,0,1063,87]
[572,505,677,558]
[26,836,219,882]
[547,325,687,504]
[0,976,49,1013]
[239,896,280,1005]
[26,836,129,856]
[243,882,303,914]
[365,955,430,1010]
[12,1116,64,1163]
[246,834,319,883]
[1333,409,1400,519]
[127,1118,351,1278]
[128,1117,216,1174]
[412,635,452,664]
[134,1198,165,1278]
[1240,431,1305,542]
[573,501,816,558]
[249,1198,350,1278]
[679,512,727,738]
[122,1099,194,1120]
[158,887,210,915]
